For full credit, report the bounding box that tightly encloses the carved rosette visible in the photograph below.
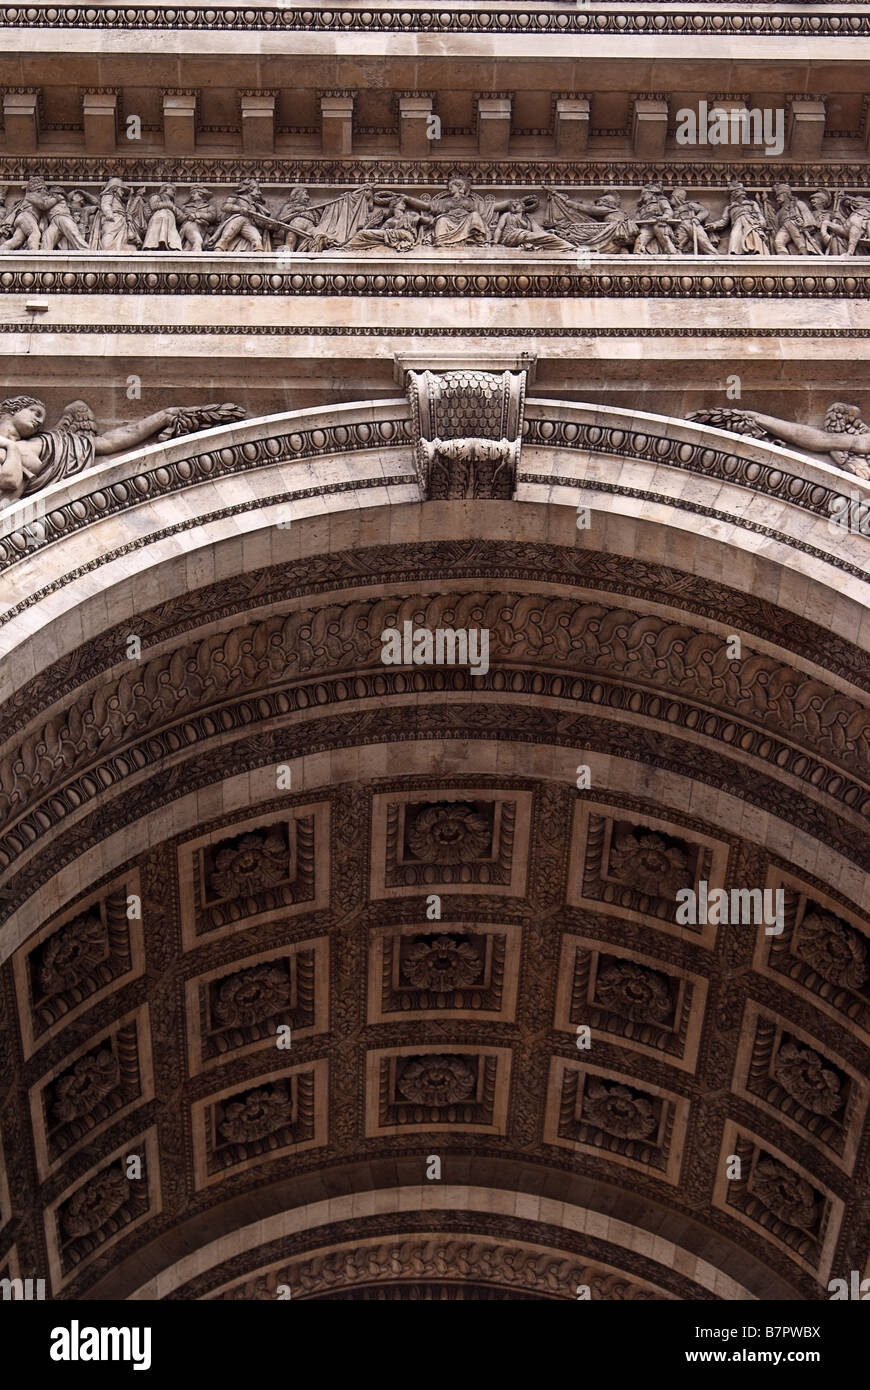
[772,1041,843,1118]
[400,936,483,992]
[61,1164,129,1239]
[218,1084,293,1144]
[608,829,690,900]
[52,1048,120,1124]
[396,1055,477,1107]
[37,911,109,995]
[406,803,492,863]
[795,910,869,991]
[593,959,673,1024]
[213,964,291,1028]
[583,1080,658,1140]
[750,1156,819,1232]
[207,830,287,900]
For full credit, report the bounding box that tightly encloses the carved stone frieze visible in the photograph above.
[4,176,870,259]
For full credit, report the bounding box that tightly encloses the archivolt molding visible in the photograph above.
[1,399,866,581]
[123,1186,759,1302]
[214,1239,671,1302]
[2,588,870,879]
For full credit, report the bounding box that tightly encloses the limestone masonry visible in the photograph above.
[0,1,868,1319]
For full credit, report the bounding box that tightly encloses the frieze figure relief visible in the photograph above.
[669,188,719,255]
[809,190,849,256]
[208,178,272,252]
[0,176,869,256]
[397,174,533,247]
[816,191,870,257]
[540,188,638,253]
[0,395,246,506]
[344,194,434,252]
[141,183,184,252]
[768,183,820,256]
[705,181,770,255]
[68,188,98,241]
[0,177,47,250]
[178,184,218,252]
[274,185,333,252]
[494,198,574,252]
[632,182,678,255]
[89,177,145,252]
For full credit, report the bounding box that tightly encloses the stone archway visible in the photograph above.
[1,397,868,1302]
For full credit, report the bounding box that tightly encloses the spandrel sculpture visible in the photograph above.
[0,396,246,507]
[687,403,870,479]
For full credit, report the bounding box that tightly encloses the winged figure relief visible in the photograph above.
[0,395,246,507]
[687,403,870,479]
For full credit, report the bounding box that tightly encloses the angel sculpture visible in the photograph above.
[687,402,870,478]
[0,395,246,507]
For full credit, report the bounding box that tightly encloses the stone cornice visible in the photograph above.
[2,322,869,339]
[2,256,870,298]
[3,5,870,39]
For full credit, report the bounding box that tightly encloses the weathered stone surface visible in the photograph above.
[1,0,869,1310]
